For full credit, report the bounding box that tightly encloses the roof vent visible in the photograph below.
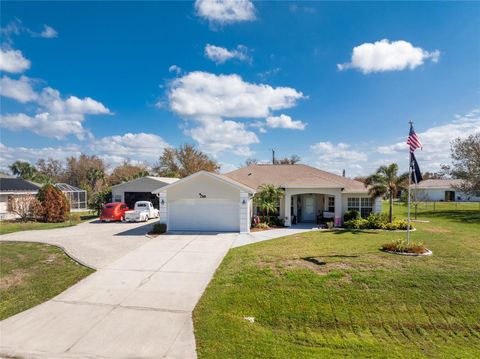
[248,172,252,176]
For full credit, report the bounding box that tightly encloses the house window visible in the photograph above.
[361,197,373,218]
[328,196,335,212]
[348,197,373,218]
[347,197,360,211]
[114,195,122,202]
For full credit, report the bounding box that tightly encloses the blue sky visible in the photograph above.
[1,0,479,176]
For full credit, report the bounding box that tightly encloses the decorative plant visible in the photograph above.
[253,184,284,225]
[35,184,70,223]
[365,163,409,223]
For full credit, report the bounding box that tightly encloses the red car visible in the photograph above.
[100,202,129,222]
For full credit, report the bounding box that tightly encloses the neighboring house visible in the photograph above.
[153,164,381,233]
[0,175,41,220]
[112,176,179,209]
[412,179,480,202]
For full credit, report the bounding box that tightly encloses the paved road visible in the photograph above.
[0,233,236,359]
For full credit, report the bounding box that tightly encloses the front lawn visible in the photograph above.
[0,242,94,320]
[194,203,480,358]
[0,211,97,235]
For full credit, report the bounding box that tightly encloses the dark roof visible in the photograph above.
[0,178,41,192]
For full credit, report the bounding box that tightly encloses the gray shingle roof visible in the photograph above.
[0,178,41,192]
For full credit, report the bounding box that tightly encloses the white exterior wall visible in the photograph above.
[416,188,480,202]
[283,188,343,227]
[158,173,252,233]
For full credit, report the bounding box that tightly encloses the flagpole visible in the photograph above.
[407,122,412,245]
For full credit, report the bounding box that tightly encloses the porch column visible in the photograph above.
[334,193,342,227]
[284,191,292,227]
[240,191,250,233]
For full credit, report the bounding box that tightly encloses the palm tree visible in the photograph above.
[254,184,284,224]
[365,163,409,223]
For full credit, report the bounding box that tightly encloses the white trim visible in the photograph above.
[152,171,256,194]
[111,176,178,189]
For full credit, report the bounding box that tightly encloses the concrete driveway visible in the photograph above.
[0,219,156,269]
[0,232,236,359]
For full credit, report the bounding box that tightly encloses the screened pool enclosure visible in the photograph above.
[55,183,87,211]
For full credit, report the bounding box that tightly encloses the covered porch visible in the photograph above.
[281,189,344,227]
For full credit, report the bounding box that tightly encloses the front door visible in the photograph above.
[302,195,315,222]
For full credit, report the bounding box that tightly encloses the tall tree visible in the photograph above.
[275,155,301,165]
[36,158,65,183]
[365,163,408,223]
[9,161,37,180]
[108,161,150,185]
[64,154,106,189]
[442,133,480,195]
[154,144,220,178]
[254,184,284,224]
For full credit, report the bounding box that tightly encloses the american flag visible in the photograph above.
[406,123,422,152]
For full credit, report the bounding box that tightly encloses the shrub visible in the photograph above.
[344,210,360,222]
[35,184,70,223]
[89,188,112,216]
[366,212,389,229]
[7,195,40,222]
[253,222,269,229]
[344,214,413,231]
[381,239,427,254]
[152,223,167,234]
[344,218,369,229]
[383,219,412,230]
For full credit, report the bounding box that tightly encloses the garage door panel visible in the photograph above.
[169,199,239,232]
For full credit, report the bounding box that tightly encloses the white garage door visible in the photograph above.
[169,199,239,232]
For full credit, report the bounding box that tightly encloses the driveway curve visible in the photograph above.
[0,220,155,269]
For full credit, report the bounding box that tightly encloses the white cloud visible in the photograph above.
[338,39,440,74]
[1,82,112,139]
[37,87,111,115]
[311,141,367,162]
[0,112,89,140]
[0,132,170,171]
[90,133,170,162]
[265,114,306,130]
[0,48,31,73]
[204,44,250,64]
[187,118,259,156]
[39,25,57,38]
[166,71,304,155]
[168,71,304,119]
[195,0,256,25]
[375,109,480,172]
[0,142,82,171]
[310,141,368,176]
[0,75,37,103]
[168,65,182,74]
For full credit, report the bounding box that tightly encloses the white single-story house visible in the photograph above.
[112,176,178,209]
[412,179,480,202]
[0,175,41,220]
[153,164,381,233]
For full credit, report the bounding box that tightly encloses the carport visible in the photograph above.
[111,176,178,209]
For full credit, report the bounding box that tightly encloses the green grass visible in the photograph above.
[0,242,94,320]
[194,202,480,358]
[0,211,97,235]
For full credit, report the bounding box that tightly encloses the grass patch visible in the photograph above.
[194,202,480,358]
[0,242,94,320]
[0,211,96,235]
